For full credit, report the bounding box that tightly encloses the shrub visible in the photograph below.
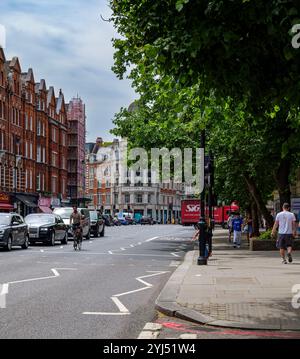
[258,229,273,240]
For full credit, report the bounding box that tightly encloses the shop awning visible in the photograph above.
[39,206,53,214]
[15,194,38,208]
[0,203,14,210]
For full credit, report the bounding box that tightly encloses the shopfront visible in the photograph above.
[14,193,38,217]
[0,193,13,213]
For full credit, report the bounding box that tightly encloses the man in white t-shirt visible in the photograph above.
[272,203,297,264]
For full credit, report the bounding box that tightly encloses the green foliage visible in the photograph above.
[109,0,300,216]
[259,229,273,240]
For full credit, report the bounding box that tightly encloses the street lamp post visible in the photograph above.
[198,130,207,265]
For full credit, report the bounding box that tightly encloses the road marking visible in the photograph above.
[130,245,134,248]
[145,236,158,242]
[89,241,93,244]
[40,250,44,253]
[60,246,64,249]
[112,296,130,313]
[108,251,113,254]
[0,268,77,309]
[171,252,180,257]
[120,247,126,251]
[138,242,142,245]
[83,271,169,316]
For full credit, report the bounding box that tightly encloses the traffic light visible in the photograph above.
[204,155,214,188]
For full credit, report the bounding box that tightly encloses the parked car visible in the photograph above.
[25,213,68,246]
[0,213,29,251]
[53,207,91,240]
[89,210,105,237]
[141,216,154,225]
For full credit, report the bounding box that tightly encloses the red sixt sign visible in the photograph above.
[181,200,200,224]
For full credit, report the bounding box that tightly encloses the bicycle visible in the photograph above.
[73,225,82,251]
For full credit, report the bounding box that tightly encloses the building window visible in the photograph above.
[136,194,143,203]
[37,145,41,162]
[52,127,56,142]
[52,152,58,167]
[42,147,46,163]
[125,194,130,204]
[52,177,57,193]
[36,174,41,191]
[37,119,41,135]
[148,194,152,203]
[30,143,33,159]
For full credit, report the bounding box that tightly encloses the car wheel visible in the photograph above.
[50,231,55,246]
[6,236,12,251]
[61,232,68,245]
[22,235,29,250]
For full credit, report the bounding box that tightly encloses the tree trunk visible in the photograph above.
[243,173,274,228]
[251,201,260,237]
[275,157,291,207]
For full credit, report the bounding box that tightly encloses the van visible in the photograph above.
[53,207,91,240]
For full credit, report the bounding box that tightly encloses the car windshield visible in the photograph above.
[53,208,73,219]
[90,211,98,221]
[0,215,11,225]
[25,215,55,225]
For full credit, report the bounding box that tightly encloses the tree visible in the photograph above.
[110,0,300,207]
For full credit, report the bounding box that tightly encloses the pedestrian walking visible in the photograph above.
[232,212,243,248]
[243,213,253,243]
[227,212,234,243]
[272,203,297,264]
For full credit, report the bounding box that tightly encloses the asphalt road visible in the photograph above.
[0,224,195,339]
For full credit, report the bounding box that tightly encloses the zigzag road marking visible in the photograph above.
[83,271,170,316]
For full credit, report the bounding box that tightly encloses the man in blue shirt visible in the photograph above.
[232,212,243,248]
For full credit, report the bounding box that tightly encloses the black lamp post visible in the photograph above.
[198,130,207,265]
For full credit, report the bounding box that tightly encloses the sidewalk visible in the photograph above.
[156,229,300,330]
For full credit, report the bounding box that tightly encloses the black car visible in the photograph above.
[25,214,68,246]
[140,216,154,225]
[89,210,105,237]
[0,213,29,251]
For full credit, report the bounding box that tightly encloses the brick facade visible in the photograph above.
[0,47,68,215]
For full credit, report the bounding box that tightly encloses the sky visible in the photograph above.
[0,0,136,142]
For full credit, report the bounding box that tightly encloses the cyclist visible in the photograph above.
[70,206,82,249]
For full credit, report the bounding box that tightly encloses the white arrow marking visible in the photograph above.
[145,236,158,242]
[0,268,77,309]
[83,271,169,316]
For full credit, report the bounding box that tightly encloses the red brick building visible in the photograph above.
[0,47,69,215]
